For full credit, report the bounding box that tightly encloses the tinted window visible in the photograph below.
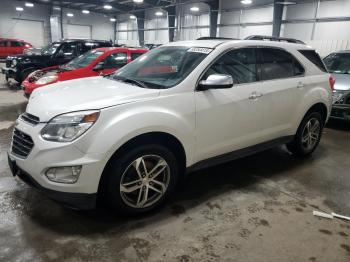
[82,42,111,52]
[102,53,127,69]
[204,48,257,84]
[299,50,327,72]
[41,43,61,55]
[10,41,23,47]
[131,52,144,60]
[0,41,6,47]
[59,43,78,56]
[260,48,304,80]
[323,53,350,74]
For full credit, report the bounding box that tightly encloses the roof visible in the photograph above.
[330,50,350,54]
[164,39,312,50]
[56,39,111,43]
[165,40,231,48]
[95,47,148,53]
[0,38,29,42]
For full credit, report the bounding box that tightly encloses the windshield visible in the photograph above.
[65,50,104,69]
[41,43,61,55]
[110,46,210,89]
[323,53,350,74]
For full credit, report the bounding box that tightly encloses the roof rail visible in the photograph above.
[245,35,305,45]
[196,37,238,40]
[59,38,111,42]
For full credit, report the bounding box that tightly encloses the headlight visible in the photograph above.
[41,110,100,142]
[36,75,58,85]
[11,59,17,67]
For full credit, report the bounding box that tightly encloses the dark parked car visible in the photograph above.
[1,39,112,82]
[323,51,350,121]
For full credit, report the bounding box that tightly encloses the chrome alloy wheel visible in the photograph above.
[120,155,170,208]
[301,118,321,151]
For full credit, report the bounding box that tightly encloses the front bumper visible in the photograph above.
[1,66,17,78]
[330,104,350,121]
[8,155,96,209]
[8,118,108,209]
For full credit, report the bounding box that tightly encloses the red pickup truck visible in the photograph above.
[0,38,33,59]
[22,47,148,97]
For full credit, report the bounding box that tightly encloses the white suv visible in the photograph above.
[8,39,332,214]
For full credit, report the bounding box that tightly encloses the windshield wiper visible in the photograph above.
[113,76,149,89]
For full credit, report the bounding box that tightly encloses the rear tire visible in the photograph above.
[101,144,179,215]
[287,111,324,157]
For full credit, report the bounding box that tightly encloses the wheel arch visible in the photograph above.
[97,131,187,199]
[304,102,328,124]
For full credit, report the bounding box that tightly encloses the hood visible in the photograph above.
[26,77,160,122]
[332,73,350,91]
[9,53,50,63]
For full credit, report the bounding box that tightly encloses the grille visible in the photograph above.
[12,129,34,158]
[6,58,11,68]
[21,113,40,125]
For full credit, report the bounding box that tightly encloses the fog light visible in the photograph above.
[45,166,82,184]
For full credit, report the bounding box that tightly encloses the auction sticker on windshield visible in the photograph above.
[188,47,213,54]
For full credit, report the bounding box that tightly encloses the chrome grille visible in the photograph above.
[21,113,40,125]
[12,129,34,158]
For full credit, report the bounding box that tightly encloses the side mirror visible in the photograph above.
[93,62,104,71]
[198,74,234,90]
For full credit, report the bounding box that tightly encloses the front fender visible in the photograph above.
[74,97,196,167]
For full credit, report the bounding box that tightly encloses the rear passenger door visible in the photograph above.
[258,47,305,139]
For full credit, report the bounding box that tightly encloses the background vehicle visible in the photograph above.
[323,51,350,121]
[143,44,162,50]
[1,39,112,82]
[8,40,332,214]
[0,38,33,59]
[22,47,147,97]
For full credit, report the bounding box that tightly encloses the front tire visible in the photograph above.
[19,69,34,83]
[287,111,324,156]
[101,144,179,214]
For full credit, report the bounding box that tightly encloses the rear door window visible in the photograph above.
[259,48,304,80]
[204,48,258,84]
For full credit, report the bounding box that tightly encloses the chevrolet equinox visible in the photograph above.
[8,39,333,214]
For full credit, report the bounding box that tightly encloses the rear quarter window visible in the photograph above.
[299,50,327,72]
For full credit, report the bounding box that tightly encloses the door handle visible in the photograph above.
[249,91,263,100]
[297,82,305,89]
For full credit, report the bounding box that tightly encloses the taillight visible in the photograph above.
[329,75,335,91]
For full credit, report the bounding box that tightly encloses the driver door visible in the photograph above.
[194,48,264,162]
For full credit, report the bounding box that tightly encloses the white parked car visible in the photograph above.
[8,39,333,214]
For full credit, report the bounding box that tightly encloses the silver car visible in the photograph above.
[324,51,350,121]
